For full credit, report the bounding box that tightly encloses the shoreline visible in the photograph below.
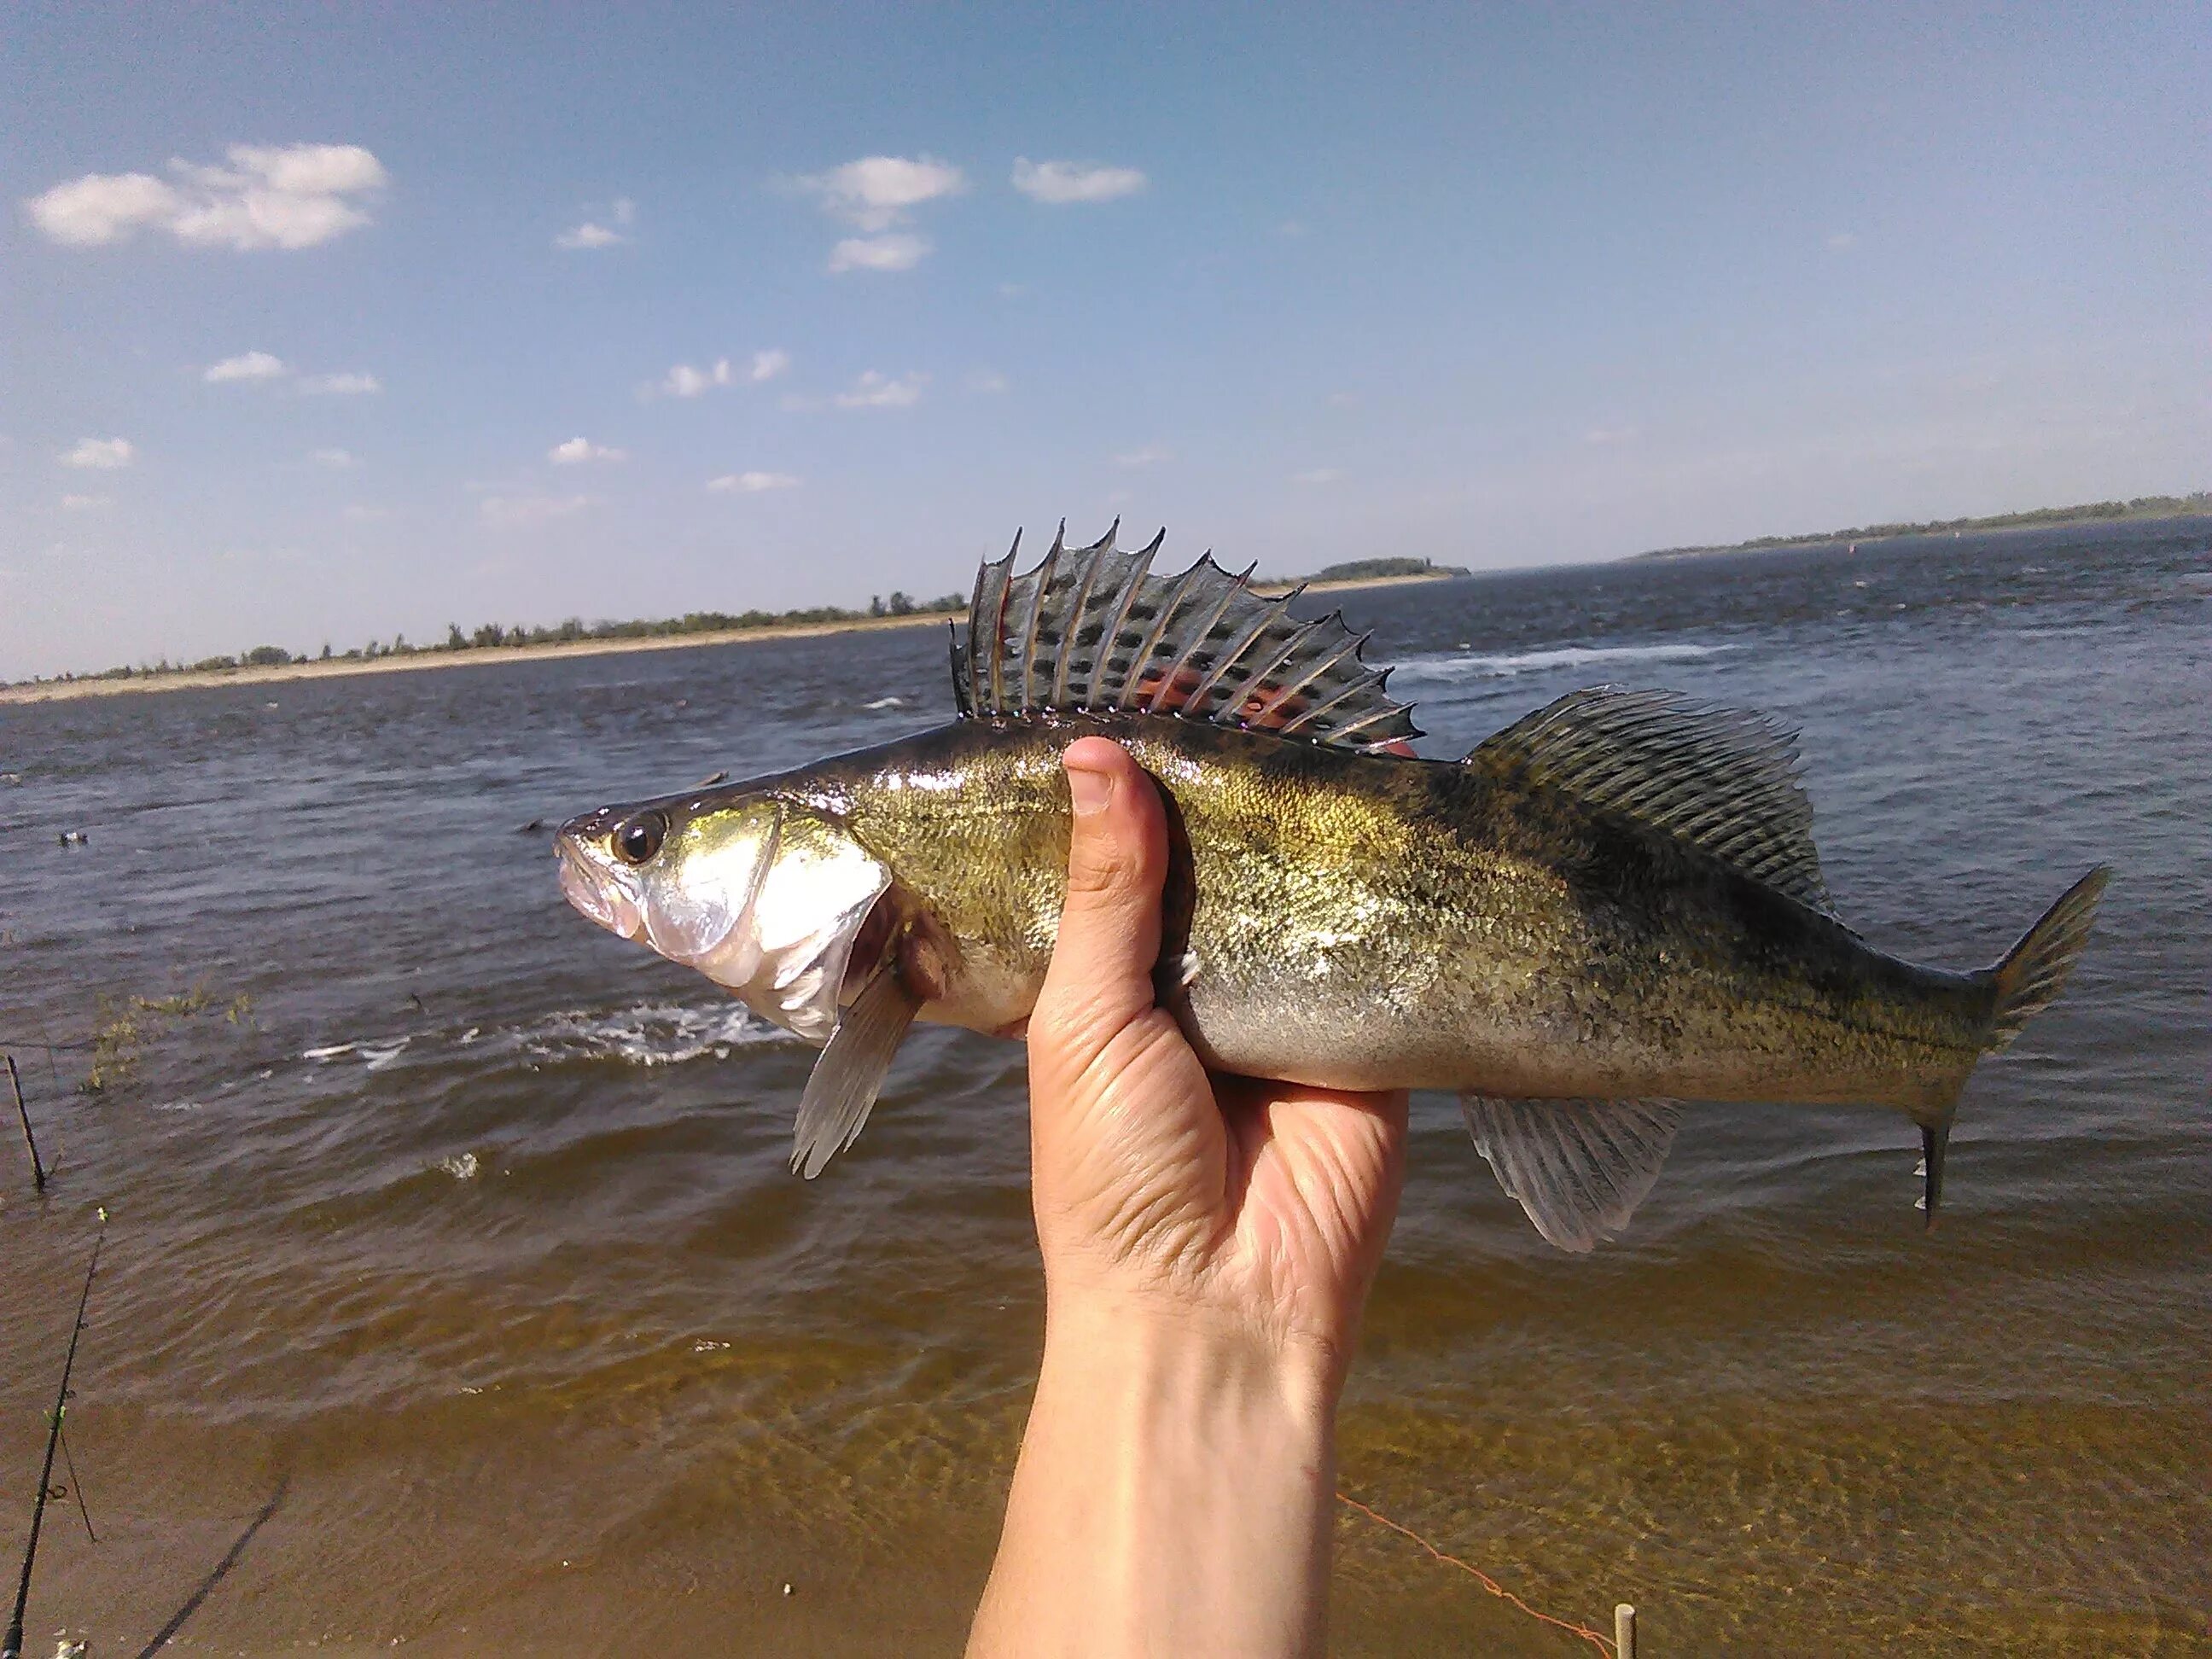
[1627,504,2211,563]
[1,570,1457,706]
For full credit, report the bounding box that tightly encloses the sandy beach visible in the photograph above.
[0,572,1455,706]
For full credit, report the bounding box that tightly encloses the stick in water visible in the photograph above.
[2,1214,104,1659]
[4,1057,43,1192]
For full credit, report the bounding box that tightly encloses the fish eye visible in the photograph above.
[613,810,668,865]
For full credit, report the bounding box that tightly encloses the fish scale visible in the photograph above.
[558,526,2109,1251]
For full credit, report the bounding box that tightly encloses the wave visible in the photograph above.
[1392,641,1733,683]
[496,1001,788,1068]
[299,1002,789,1076]
[303,1036,410,1070]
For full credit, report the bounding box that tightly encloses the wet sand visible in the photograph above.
[0,573,1456,706]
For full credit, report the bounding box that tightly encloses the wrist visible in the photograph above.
[990,1302,1336,1656]
[1040,1295,1341,1425]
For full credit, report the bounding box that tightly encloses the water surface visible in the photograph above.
[3,520,2208,1653]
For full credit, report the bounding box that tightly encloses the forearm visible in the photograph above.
[968,1301,1339,1659]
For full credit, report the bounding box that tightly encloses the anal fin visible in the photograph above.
[1460,1094,1684,1253]
[791,960,922,1179]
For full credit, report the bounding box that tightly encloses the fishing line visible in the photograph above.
[55,1430,95,1545]
[3,1216,104,1659]
[1335,1490,1616,1655]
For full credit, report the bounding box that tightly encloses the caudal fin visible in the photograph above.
[1986,865,2110,1050]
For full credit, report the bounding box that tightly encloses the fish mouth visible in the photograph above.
[556,831,643,940]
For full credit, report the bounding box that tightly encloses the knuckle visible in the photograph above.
[1067,841,1138,898]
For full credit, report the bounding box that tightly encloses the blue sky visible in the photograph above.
[4,3,2206,679]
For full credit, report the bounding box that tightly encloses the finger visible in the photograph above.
[1032,736,1169,1074]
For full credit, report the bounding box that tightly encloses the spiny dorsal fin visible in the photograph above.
[954,524,1421,751]
[1470,685,1834,911]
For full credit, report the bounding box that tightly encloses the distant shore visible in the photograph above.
[1628,495,2209,562]
[0,569,1458,706]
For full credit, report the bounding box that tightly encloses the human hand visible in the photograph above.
[969,737,1407,1656]
[1024,735,1410,1391]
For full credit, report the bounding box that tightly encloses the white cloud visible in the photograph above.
[556,221,623,250]
[62,436,135,469]
[1291,467,1343,486]
[205,350,288,382]
[1827,231,1858,251]
[481,493,596,528]
[27,143,387,251]
[300,371,381,395]
[660,358,735,398]
[748,348,791,382]
[60,493,111,510]
[797,154,966,231]
[967,368,1010,393]
[834,370,925,410]
[341,504,390,522]
[828,233,929,274]
[1115,445,1173,468]
[556,196,636,249]
[311,447,358,468]
[1584,424,1642,446]
[1011,158,1148,205]
[550,436,626,465]
[707,470,800,493]
[24,172,181,246]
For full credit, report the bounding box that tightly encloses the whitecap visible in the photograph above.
[1392,641,1732,683]
[862,695,907,710]
[438,1151,480,1180]
[302,1034,411,1071]
[489,1001,787,1068]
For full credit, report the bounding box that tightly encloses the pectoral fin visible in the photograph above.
[1460,1093,1684,1253]
[791,961,922,1179]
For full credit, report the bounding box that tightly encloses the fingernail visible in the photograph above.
[1067,765,1111,817]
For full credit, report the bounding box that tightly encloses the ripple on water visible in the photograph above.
[3,516,2208,1650]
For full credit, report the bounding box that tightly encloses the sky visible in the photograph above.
[3,3,2206,680]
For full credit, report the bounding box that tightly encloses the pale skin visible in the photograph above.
[967,737,1411,1659]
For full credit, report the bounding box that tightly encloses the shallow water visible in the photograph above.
[3,519,2209,1653]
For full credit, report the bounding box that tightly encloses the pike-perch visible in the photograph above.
[557,525,2108,1250]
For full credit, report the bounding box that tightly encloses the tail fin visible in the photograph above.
[1986,865,2110,1050]
[1917,865,2107,1232]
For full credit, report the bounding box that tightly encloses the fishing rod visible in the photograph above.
[3,1214,104,1659]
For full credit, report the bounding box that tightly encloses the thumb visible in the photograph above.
[1032,736,1169,1076]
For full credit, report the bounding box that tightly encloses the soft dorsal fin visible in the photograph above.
[950,523,1422,752]
[1470,685,1834,911]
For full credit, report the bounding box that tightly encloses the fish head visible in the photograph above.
[557,789,891,1045]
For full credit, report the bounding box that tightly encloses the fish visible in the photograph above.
[556,524,2110,1250]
